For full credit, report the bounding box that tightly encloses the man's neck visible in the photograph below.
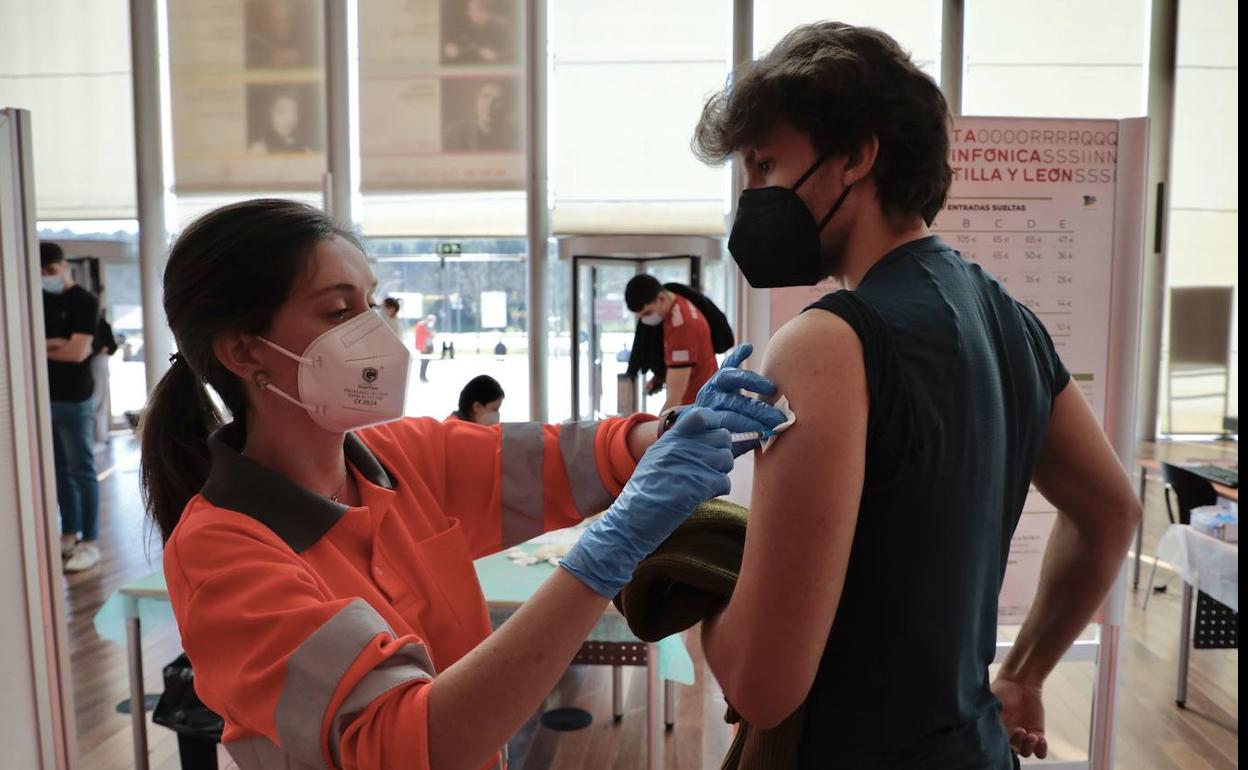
[835,213,931,290]
[655,291,674,317]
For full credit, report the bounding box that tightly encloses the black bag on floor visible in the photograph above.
[153,653,224,741]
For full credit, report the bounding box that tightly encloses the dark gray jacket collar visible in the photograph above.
[201,421,395,553]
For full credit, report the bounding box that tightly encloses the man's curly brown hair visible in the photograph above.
[693,22,953,225]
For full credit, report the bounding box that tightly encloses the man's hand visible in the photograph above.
[47,337,67,351]
[992,675,1047,759]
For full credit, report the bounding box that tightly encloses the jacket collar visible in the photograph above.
[201,421,395,553]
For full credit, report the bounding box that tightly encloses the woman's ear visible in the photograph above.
[213,331,266,384]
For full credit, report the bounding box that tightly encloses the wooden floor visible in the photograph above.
[66,434,1237,770]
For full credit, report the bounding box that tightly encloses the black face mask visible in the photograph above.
[727,155,854,288]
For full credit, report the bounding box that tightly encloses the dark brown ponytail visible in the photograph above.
[139,199,359,541]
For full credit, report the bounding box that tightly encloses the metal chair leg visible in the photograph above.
[664,680,675,730]
[1142,555,1161,610]
[612,665,623,722]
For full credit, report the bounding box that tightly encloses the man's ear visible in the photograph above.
[213,331,266,384]
[843,134,880,186]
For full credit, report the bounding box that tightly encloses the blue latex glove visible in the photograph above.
[560,407,735,598]
[695,344,789,454]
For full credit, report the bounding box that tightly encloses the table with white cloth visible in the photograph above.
[1154,524,1238,706]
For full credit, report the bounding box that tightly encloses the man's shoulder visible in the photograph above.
[66,285,98,306]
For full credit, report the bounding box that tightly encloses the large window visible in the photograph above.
[963,0,1149,118]
[754,0,941,81]
[365,237,531,422]
[35,226,145,428]
[1160,0,1238,433]
[0,0,136,219]
[548,0,732,235]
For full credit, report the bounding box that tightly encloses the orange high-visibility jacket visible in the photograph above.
[164,414,652,770]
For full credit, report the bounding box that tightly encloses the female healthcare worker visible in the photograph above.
[139,199,785,770]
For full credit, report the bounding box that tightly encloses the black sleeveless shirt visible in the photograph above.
[797,236,1069,770]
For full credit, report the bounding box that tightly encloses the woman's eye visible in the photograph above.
[330,308,351,321]
[759,160,774,174]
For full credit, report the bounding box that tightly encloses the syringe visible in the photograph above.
[730,431,766,443]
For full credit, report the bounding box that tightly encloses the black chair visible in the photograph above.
[1143,464,1220,609]
[1143,461,1218,606]
[1162,462,1219,525]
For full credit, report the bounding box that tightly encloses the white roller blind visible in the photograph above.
[0,0,137,220]
[1166,0,1238,423]
[167,0,327,192]
[358,0,525,193]
[754,0,941,79]
[963,0,1149,118]
[549,0,730,235]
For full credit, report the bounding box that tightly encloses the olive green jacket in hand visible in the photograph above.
[613,499,805,770]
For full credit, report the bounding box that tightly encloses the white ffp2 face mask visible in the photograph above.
[639,314,664,327]
[258,308,411,433]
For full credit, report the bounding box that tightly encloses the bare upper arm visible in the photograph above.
[718,309,867,722]
[1031,383,1139,526]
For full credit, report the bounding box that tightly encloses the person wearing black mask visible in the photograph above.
[692,23,1140,769]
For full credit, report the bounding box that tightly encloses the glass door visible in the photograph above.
[571,255,698,419]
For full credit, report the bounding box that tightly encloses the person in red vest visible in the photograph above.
[414,314,437,382]
[625,274,718,413]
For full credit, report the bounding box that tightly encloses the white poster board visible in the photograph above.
[168,0,327,192]
[481,290,508,329]
[358,0,525,191]
[0,108,76,769]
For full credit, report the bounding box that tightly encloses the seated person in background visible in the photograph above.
[453,374,505,425]
[625,274,719,414]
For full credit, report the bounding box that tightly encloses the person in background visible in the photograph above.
[625,274,718,413]
[453,374,505,425]
[90,298,119,447]
[690,23,1140,768]
[40,242,103,573]
[414,314,437,383]
[381,297,403,338]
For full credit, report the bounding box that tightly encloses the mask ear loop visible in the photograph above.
[254,338,321,414]
[257,336,313,365]
[791,153,832,192]
[816,183,855,231]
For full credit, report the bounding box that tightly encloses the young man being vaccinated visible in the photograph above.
[693,23,1140,769]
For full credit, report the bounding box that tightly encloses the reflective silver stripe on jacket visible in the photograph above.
[558,420,614,517]
[227,735,319,770]
[272,599,435,768]
[327,642,436,766]
[501,422,545,546]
